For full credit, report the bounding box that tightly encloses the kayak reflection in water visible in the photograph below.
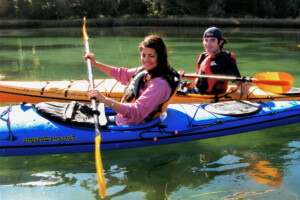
[84,35,179,126]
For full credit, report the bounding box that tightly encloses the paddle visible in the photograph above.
[183,72,293,94]
[82,17,106,198]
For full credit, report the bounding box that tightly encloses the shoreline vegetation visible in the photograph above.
[1,17,300,29]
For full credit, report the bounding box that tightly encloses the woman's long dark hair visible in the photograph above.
[138,35,178,88]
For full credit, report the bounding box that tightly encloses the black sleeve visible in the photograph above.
[218,56,241,78]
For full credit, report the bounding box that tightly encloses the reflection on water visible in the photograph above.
[0,27,300,199]
[247,157,283,188]
[274,44,300,51]
[1,125,300,199]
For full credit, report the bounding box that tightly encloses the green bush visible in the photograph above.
[0,0,299,19]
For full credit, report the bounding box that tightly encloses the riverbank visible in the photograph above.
[1,17,300,29]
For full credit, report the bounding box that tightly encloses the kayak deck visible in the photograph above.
[1,79,300,104]
[0,79,124,103]
[1,100,300,156]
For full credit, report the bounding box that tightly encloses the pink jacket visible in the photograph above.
[108,67,171,125]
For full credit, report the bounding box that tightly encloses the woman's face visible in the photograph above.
[140,47,158,70]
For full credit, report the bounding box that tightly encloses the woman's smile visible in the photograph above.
[141,47,158,70]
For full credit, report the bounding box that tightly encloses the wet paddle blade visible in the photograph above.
[95,135,107,198]
[252,72,293,94]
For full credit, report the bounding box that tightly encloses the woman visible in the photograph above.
[84,35,179,126]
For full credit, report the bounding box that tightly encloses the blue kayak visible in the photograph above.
[1,100,300,156]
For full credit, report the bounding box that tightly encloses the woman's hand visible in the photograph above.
[83,52,97,66]
[83,53,113,75]
[87,89,107,103]
[87,89,120,111]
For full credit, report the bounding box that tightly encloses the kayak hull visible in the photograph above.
[1,79,300,104]
[1,100,300,156]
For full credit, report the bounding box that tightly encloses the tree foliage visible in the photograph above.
[0,0,299,19]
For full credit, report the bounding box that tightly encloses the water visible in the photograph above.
[0,26,300,199]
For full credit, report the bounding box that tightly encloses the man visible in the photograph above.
[181,27,249,96]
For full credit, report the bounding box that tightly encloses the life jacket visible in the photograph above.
[121,68,148,103]
[196,51,237,94]
[121,68,180,121]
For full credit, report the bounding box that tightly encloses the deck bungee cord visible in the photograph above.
[0,105,14,141]
[135,101,300,142]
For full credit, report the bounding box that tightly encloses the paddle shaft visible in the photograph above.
[83,17,106,198]
[183,74,290,86]
[183,74,247,81]
[84,34,101,134]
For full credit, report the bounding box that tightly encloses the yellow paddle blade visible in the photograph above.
[95,135,107,198]
[252,72,293,94]
[82,17,89,45]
